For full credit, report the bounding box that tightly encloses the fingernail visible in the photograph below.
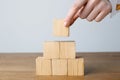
[64,21,68,27]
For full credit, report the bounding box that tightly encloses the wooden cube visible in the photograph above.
[53,19,69,37]
[60,41,76,59]
[77,58,84,76]
[68,58,84,76]
[68,59,78,76]
[36,57,52,75]
[52,59,67,75]
[43,41,59,59]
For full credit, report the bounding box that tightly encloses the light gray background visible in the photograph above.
[0,0,120,53]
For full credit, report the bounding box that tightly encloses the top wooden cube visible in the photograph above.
[53,19,69,37]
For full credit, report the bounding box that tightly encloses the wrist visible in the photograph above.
[109,0,118,17]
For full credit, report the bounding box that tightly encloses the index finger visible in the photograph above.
[64,0,87,27]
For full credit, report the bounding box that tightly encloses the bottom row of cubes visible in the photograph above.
[36,57,84,76]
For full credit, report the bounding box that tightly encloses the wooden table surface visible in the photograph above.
[0,52,120,80]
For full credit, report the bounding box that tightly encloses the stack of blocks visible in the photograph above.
[36,19,84,76]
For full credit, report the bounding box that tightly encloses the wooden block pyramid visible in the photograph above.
[36,19,84,76]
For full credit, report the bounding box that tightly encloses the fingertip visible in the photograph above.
[63,18,69,27]
[64,21,67,27]
[64,21,70,27]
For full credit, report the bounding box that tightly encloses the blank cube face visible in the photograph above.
[52,59,67,75]
[53,19,69,37]
[36,57,52,75]
[43,42,59,59]
[68,58,84,76]
[60,41,76,59]
[68,59,78,76]
[77,58,84,76]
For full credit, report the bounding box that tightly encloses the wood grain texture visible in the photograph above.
[53,19,69,37]
[68,59,78,76]
[52,59,67,75]
[43,41,59,59]
[78,58,84,76]
[36,57,51,75]
[60,41,76,59]
[68,58,84,76]
[36,76,84,80]
[0,52,120,80]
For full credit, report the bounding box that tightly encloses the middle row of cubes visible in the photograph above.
[43,41,76,59]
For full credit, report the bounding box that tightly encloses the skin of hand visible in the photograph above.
[64,0,112,27]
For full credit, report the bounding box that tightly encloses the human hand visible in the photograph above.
[64,0,112,27]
